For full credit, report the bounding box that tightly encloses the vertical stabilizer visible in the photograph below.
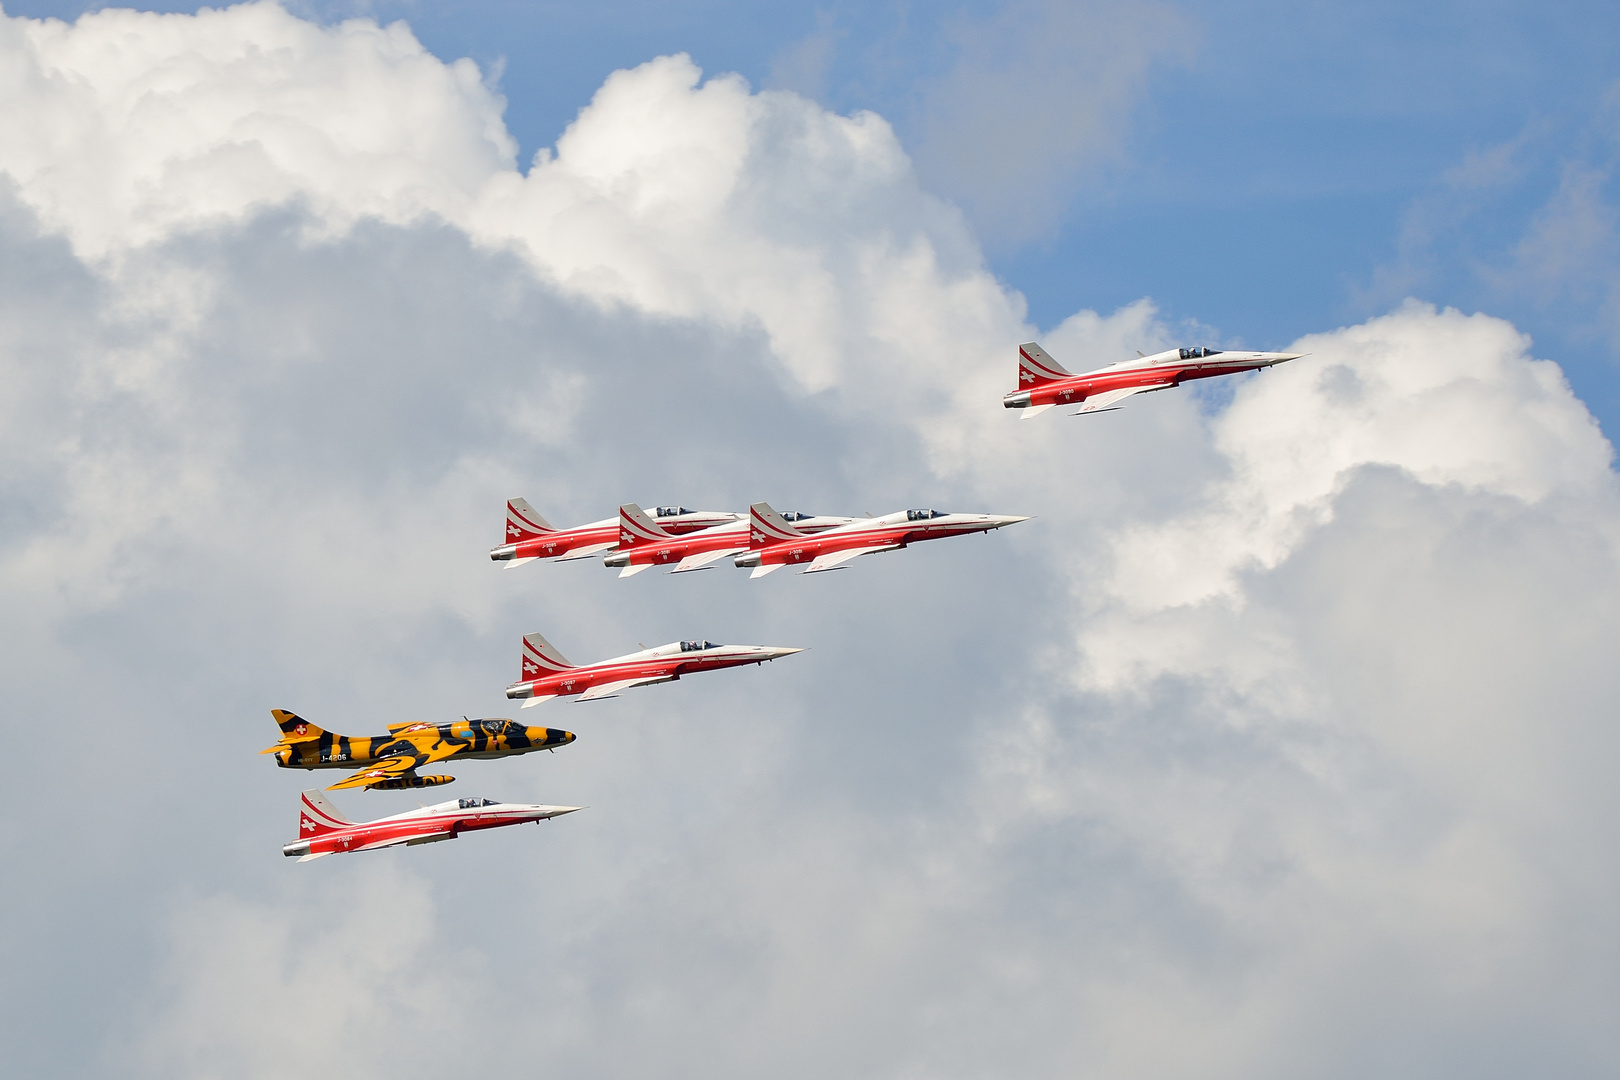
[269,709,325,743]
[521,632,574,680]
[618,504,672,549]
[749,502,805,549]
[1017,342,1071,388]
[299,789,351,835]
[506,498,553,543]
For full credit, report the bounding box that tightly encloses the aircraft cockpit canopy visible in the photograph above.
[906,509,947,521]
[1178,347,1223,360]
[457,797,499,809]
[654,506,691,517]
[680,640,719,652]
[780,511,813,521]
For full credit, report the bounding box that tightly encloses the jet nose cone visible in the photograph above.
[1269,352,1305,365]
[993,515,1031,527]
[764,646,806,659]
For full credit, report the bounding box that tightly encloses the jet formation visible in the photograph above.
[270,331,1302,858]
[283,789,580,860]
[1004,341,1303,417]
[494,498,1029,577]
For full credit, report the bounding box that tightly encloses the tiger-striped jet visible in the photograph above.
[284,789,581,861]
[260,709,575,791]
[604,503,858,576]
[506,632,803,705]
[490,498,741,567]
[1003,341,1304,418]
[735,502,1028,576]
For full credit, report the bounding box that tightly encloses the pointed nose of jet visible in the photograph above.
[758,646,805,661]
[988,515,1031,529]
[1265,352,1305,366]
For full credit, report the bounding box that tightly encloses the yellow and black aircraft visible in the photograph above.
[260,709,575,791]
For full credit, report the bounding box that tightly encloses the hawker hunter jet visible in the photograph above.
[490,498,741,567]
[260,709,575,791]
[1003,341,1304,418]
[736,502,1028,576]
[506,631,803,705]
[283,789,580,861]
[604,502,858,576]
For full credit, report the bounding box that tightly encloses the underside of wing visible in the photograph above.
[803,545,899,573]
[1073,383,1173,414]
[325,751,447,793]
[576,674,676,701]
[351,828,454,853]
[555,542,615,562]
[671,548,744,573]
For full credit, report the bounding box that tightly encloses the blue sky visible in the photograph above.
[16,0,1618,420]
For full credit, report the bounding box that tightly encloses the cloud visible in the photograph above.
[1,4,1618,1079]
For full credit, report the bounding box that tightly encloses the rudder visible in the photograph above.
[506,498,554,543]
[618,503,671,549]
[749,502,805,549]
[1017,342,1071,388]
[299,789,350,835]
[521,631,574,680]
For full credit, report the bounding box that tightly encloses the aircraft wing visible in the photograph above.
[802,544,900,574]
[1073,383,1172,414]
[325,756,424,791]
[555,542,616,562]
[350,827,454,853]
[576,674,677,701]
[671,548,745,573]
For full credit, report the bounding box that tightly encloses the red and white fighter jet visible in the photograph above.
[604,503,859,577]
[1003,341,1304,418]
[282,789,580,861]
[506,631,804,705]
[734,502,1029,577]
[489,498,741,568]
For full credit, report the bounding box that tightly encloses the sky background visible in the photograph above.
[2,2,1620,1078]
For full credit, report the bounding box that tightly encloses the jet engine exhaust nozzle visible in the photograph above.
[734,552,762,568]
[489,544,517,561]
[1003,391,1032,409]
[283,841,311,858]
[602,552,631,567]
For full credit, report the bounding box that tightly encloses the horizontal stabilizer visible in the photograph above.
[503,556,539,569]
[749,563,784,579]
[1018,404,1056,420]
[520,694,558,708]
[618,563,653,578]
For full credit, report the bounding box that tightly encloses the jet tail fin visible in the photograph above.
[1017,342,1071,388]
[749,502,805,549]
[261,709,325,753]
[617,503,671,549]
[299,789,351,835]
[522,631,574,680]
[505,498,554,544]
